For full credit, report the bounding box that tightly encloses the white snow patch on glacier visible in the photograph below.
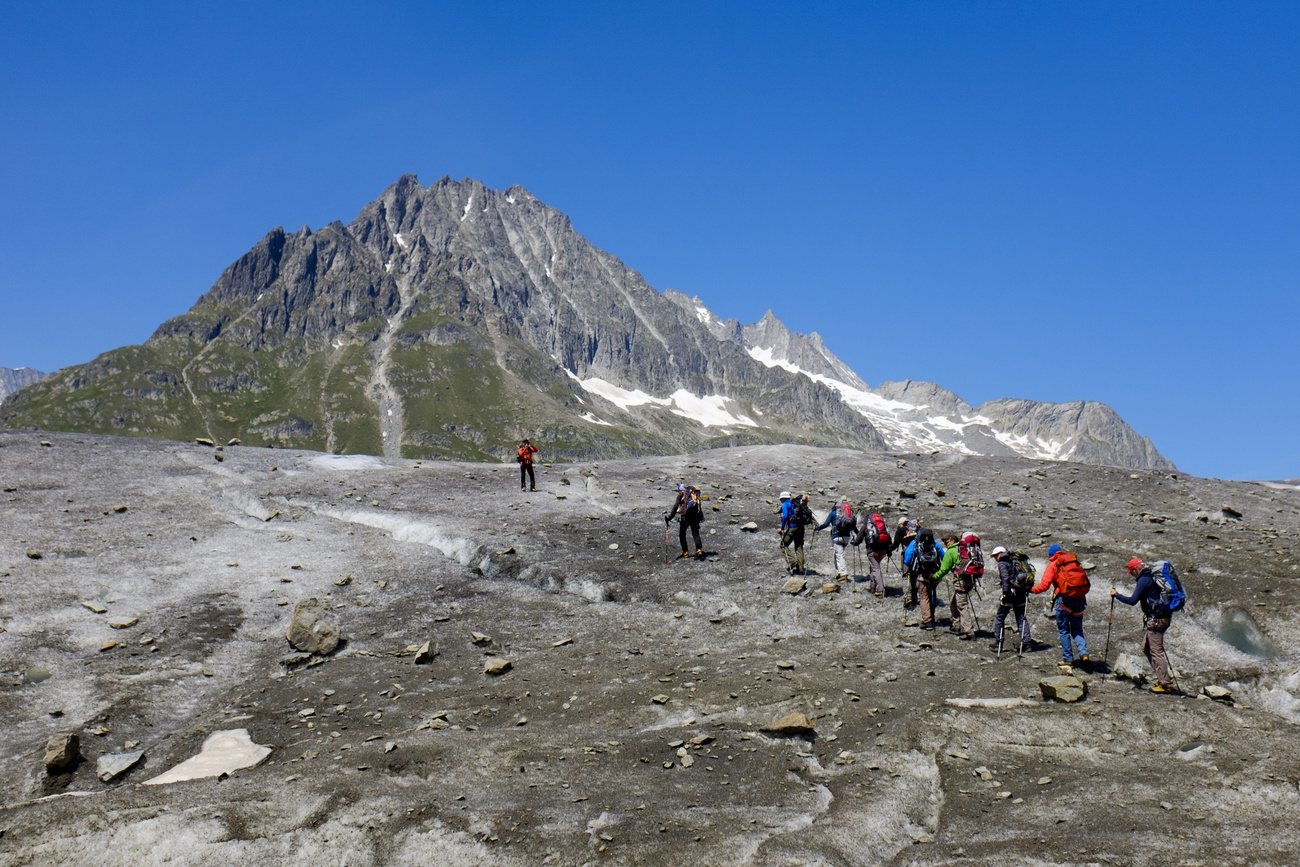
[579,412,613,426]
[668,390,758,428]
[309,454,390,472]
[393,232,409,249]
[567,372,672,410]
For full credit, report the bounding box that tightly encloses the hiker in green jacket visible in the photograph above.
[932,534,974,638]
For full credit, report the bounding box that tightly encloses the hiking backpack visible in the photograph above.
[1150,560,1187,612]
[683,486,702,515]
[834,501,856,537]
[914,532,942,573]
[1009,551,1036,592]
[795,498,815,527]
[958,534,985,582]
[868,513,890,545]
[1054,553,1090,598]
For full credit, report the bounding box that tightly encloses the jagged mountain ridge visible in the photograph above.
[0,175,1171,469]
[0,367,47,403]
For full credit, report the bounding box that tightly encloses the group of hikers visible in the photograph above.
[516,444,1185,695]
[769,493,1186,693]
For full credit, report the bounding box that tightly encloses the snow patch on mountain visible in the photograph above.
[746,347,1070,461]
[568,372,757,429]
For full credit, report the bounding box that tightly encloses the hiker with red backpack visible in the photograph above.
[1110,558,1187,693]
[850,511,892,597]
[517,439,538,492]
[903,528,946,629]
[1031,545,1092,668]
[934,531,982,639]
[815,500,857,581]
[665,483,705,560]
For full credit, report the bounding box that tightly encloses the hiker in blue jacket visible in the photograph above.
[778,492,807,575]
[903,529,946,629]
[815,502,855,580]
[1111,558,1177,693]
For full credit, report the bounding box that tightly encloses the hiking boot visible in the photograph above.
[676,551,690,559]
[1079,655,1090,664]
[1150,684,1173,694]
[695,549,704,559]
[988,642,1001,652]
[874,591,884,599]
[959,633,974,641]
[530,487,537,492]
[903,599,917,609]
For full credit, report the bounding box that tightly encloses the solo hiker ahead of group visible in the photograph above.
[666,483,705,560]
[1111,557,1187,693]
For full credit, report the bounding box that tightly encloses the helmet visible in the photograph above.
[779,491,791,500]
[897,518,908,527]
[990,546,1007,557]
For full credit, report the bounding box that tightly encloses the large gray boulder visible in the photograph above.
[285,598,341,655]
[1039,676,1087,703]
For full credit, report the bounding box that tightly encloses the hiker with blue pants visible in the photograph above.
[1031,545,1091,667]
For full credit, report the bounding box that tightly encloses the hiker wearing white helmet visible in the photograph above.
[778,492,810,575]
[990,546,1035,653]
[893,517,922,607]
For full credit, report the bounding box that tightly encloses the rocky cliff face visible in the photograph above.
[1,176,1172,469]
[0,367,47,403]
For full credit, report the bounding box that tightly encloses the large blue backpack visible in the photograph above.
[1151,561,1187,613]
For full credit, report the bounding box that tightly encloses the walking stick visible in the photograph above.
[1103,596,1115,669]
[1164,646,1183,695]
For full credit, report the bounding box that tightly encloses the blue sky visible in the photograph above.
[2,2,1297,479]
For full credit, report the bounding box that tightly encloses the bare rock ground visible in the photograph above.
[1,431,1298,865]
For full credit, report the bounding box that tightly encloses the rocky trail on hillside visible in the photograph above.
[0,432,1297,865]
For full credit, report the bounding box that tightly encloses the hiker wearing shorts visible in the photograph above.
[666,483,703,559]
[1111,558,1176,692]
[517,439,538,491]
[1031,545,1091,667]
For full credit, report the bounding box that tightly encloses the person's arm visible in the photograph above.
[934,547,960,581]
[815,509,834,532]
[1030,561,1057,595]
[903,539,916,566]
[998,559,1014,596]
[1112,573,1152,606]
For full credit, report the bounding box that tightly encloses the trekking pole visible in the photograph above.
[1103,596,1115,671]
[1164,645,1183,695]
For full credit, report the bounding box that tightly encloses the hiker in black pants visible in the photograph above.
[517,439,538,492]
[989,547,1033,651]
[894,518,921,606]
[665,483,704,559]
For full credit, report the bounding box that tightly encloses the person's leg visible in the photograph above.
[919,581,937,627]
[527,464,536,490]
[1068,599,1089,659]
[780,534,794,570]
[834,542,848,578]
[1015,602,1031,644]
[520,464,527,490]
[1146,617,1172,687]
[869,552,885,594]
[678,519,689,555]
[1054,599,1073,663]
[794,532,805,574]
[689,518,702,554]
[906,569,918,606]
[993,601,1009,644]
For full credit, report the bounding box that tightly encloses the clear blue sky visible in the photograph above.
[3,2,1297,480]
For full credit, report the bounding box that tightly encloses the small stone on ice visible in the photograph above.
[651,694,670,704]
[1038,777,1052,785]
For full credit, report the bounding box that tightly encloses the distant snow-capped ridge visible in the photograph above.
[0,367,48,403]
[656,291,1172,470]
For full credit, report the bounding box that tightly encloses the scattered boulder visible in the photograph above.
[821,583,839,594]
[1039,675,1087,703]
[1112,652,1147,684]
[44,732,79,771]
[761,712,816,736]
[1202,685,1233,703]
[651,694,670,705]
[97,749,144,782]
[108,617,139,629]
[414,640,438,665]
[740,522,759,532]
[484,658,512,676]
[285,598,341,655]
[470,632,492,645]
[781,577,806,594]
[195,438,214,446]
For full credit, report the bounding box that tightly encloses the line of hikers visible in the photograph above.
[775,495,1188,692]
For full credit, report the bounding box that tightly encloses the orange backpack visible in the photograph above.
[1055,554,1090,599]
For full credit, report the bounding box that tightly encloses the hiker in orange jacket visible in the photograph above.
[517,439,538,492]
[1030,545,1091,667]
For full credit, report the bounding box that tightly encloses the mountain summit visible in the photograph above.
[1,176,1171,469]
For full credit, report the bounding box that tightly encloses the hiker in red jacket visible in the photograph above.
[1031,545,1091,667]
[517,439,538,492]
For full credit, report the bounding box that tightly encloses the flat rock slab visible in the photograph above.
[484,658,512,675]
[945,697,1039,709]
[761,712,816,735]
[1039,675,1087,703]
[97,749,144,781]
[144,729,271,785]
[781,577,806,594]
